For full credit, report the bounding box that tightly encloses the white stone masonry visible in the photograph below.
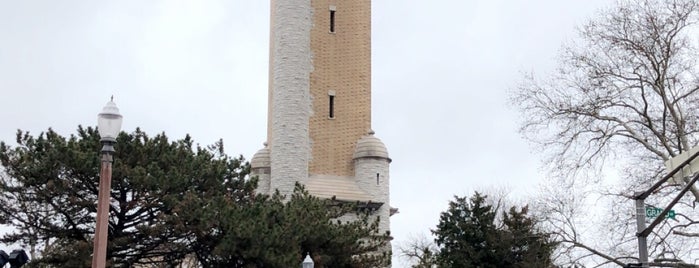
[269,0,314,197]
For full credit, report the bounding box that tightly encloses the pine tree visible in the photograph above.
[0,126,390,267]
[432,192,554,268]
[500,206,555,268]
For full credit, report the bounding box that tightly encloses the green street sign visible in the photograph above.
[645,206,676,219]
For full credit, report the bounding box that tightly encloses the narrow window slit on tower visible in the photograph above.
[329,95,335,118]
[376,173,380,185]
[330,10,336,32]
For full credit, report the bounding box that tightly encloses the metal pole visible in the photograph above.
[92,147,113,268]
[635,196,649,267]
[640,149,699,200]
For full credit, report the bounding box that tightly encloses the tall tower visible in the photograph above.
[251,0,394,257]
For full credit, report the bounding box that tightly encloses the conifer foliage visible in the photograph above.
[0,127,389,267]
[188,185,390,267]
[432,193,555,268]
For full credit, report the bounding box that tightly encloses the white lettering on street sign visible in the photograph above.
[645,206,676,219]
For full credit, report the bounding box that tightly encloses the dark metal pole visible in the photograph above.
[92,140,114,268]
[640,172,699,237]
[638,150,699,200]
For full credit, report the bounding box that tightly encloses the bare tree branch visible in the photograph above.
[514,0,699,265]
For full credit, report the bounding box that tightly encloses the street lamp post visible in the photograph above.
[91,97,123,268]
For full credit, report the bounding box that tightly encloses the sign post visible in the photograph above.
[634,197,649,267]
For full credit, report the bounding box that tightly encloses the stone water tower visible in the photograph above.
[250,0,396,260]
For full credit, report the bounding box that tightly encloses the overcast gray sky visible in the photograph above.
[0,0,611,265]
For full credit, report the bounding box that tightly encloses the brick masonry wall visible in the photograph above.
[308,0,372,177]
[269,0,313,196]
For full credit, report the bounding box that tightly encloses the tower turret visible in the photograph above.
[250,143,271,195]
[353,130,392,237]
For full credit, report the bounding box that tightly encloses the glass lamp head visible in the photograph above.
[302,253,313,268]
[97,97,123,142]
[8,249,28,268]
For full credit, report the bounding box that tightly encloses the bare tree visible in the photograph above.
[397,233,438,268]
[513,0,699,266]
